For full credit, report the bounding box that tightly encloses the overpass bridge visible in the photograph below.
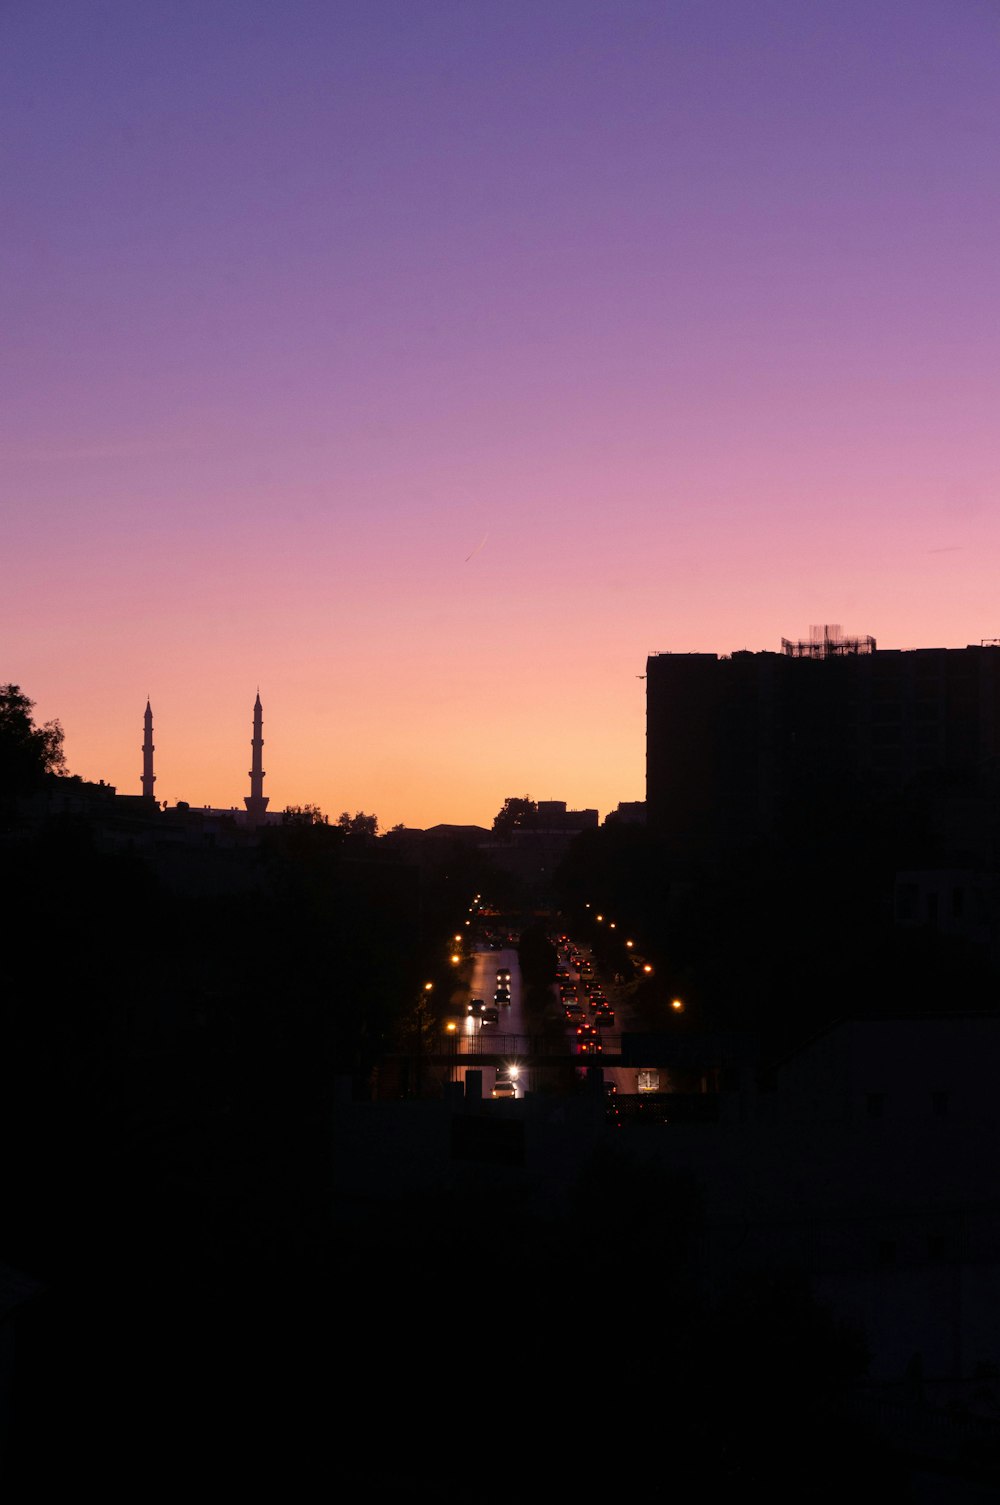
[426,1032,624,1066]
[423,1029,753,1070]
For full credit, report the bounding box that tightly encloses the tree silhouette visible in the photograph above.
[336,810,378,839]
[0,683,66,792]
[282,803,328,825]
[492,795,537,836]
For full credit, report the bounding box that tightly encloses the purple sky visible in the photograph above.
[4,1,999,826]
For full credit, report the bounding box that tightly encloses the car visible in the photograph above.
[494,989,510,1005]
[564,1002,585,1023]
[497,967,511,984]
[579,1035,603,1054]
[594,1007,615,1028]
[482,1004,500,1024]
[467,998,485,1015]
[492,1079,516,1099]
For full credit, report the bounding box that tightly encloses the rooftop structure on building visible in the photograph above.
[780,623,876,658]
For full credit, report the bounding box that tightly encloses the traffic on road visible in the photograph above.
[454,924,634,1101]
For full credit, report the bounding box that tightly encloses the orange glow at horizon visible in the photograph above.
[6,4,999,830]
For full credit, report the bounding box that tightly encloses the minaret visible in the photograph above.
[244,691,269,823]
[141,698,155,799]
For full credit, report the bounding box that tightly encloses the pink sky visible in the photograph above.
[4,2,999,827]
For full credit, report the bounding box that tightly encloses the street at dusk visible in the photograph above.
[5,2,1000,1496]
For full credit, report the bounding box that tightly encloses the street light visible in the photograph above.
[671,997,684,1012]
[412,983,434,1099]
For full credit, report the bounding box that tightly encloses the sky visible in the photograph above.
[4,0,999,828]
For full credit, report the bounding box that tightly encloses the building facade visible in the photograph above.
[646,635,1000,863]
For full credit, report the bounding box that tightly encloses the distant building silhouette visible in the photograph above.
[605,801,646,825]
[484,800,598,896]
[533,801,598,833]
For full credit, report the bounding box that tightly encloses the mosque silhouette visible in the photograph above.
[141,692,277,827]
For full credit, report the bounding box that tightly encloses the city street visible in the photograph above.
[444,935,638,1100]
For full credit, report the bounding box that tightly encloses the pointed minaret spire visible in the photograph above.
[244,691,269,824]
[141,698,156,799]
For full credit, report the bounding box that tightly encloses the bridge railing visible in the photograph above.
[434,1033,622,1058]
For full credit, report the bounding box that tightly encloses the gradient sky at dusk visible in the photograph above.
[5,1,999,827]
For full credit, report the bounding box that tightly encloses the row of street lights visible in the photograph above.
[583,901,683,1012]
[420,894,480,1021]
[406,893,489,1092]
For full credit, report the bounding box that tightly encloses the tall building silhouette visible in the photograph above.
[141,698,155,799]
[646,631,1000,861]
[244,692,270,825]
